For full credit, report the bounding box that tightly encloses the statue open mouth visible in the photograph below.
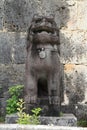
[30,15,57,34]
[31,25,56,34]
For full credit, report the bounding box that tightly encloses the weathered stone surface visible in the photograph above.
[0,32,26,64]
[39,114,77,126]
[9,64,25,85]
[4,0,69,31]
[75,103,87,120]
[0,0,4,30]
[64,1,87,30]
[65,0,78,30]
[5,113,18,124]
[0,97,8,116]
[60,30,87,64]
[13,33,26,64]
[4,0,39,31]
[0,64,25,96]
[0,64,25,116]
[0,32,12,64]
[63,64,87,105]
[5,113,77,126]
[0,65,10,93]
[77,1,87,30]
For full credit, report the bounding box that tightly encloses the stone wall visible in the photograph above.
[0,0,87,118]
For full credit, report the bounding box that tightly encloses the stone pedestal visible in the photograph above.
[5,113,77,126]
[40,114,77,126]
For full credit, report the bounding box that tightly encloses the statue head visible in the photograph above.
[27,14,60,49]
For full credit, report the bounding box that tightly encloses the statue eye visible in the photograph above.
[45,18,53,24]
[35,18,42,23]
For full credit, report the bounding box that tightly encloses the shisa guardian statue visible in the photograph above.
[24,14,63,116]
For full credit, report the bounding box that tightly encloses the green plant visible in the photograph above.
[16,99,31,124]
[16,99,42,125]
[31,107,42,125]
[8,85,23,97]
[6,85,24,114]
[77,120,87,127]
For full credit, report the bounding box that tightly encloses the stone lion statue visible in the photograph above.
[24,14,64,116]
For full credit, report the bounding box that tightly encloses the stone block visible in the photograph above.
[75,103,87,120]
[0,32,12,64]
[0,0,4,30]
[0,65,10,93]
[4,0,87,31]
[60,30,87,64]
[65,0,78,30]
[5,113,77,126]
[0,64,25,93]
[77,1,87,30]
[39,114,77,126]
[4,0,70,31]
[0,32,26,64]
[35,0,70,28]
[62,1,87,31]
[5,114,18,124]
[0,98,7,116]
[13,33,26,64]
[9,64,25,85]
[64,64,87,105]
[4,0,39,31]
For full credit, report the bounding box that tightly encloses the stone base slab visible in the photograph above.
[40,114,77,126]
[5,113,77,126]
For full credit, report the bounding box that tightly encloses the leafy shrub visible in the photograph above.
[6,85,24,114]
[8,85,23,97]
[30,107,42,125]
[16,99,42,125]
[16,99,31,124]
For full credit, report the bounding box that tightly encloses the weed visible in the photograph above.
[16,99,42,125]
